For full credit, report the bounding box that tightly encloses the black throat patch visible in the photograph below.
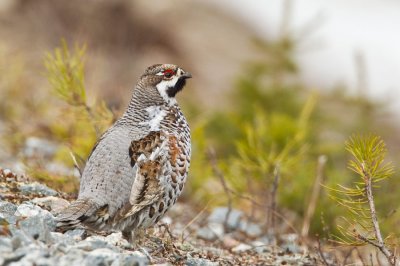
[166,78,187,97]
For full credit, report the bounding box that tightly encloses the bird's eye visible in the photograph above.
[163,69,175,78]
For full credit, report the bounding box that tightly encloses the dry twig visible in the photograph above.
[316,236,330,266]
[207,147,232,232]
[180,199,212,244]
[359,164,396,266]
[268,164,280,231]
[355,247,366,266]
[342,247,355,266]
[302,155,327,237]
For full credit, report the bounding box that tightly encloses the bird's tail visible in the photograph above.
[56,198,99,232]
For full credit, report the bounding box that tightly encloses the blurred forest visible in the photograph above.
[0,0,400,252]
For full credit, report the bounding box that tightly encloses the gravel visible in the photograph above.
[0,168,320,265]
[19,182,58,197]
[0,195,149,266]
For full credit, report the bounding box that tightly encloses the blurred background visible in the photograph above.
[0,0,399,239]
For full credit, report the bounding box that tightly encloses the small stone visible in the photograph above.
[14,249,53,266]
[203,246,224,257]
[280,234,300,253]
[31,196,69,215]
[186,255,218,266]
[74,238,118,252]
[0,201,17,215]
[46,162,78,177]
[238,220,263,237]
[2,168,16,178]
[208,222,224,238]
[257,235,276,246]
[24,137,58,159]
[280,233,298,243]
[104,232,132,249]
[52,242,71,254]
[112,251,149,266]
[19,214,55,244]
[281,243,301,254]
[0,237,13,253]
[64,228,86,241]
[197,223,224,241]
[0,201,17,224]
[197,226,217,241]
[56,247,86,266]
[251,240,271,254]
[15,203,56,229]
[82,248,119,266]
[222,235,240,249]
[50,232,75,245]
[1,247,27,265]
[19,182,58,197]
[179,243,194,252]
[10,225,39,248]
[232,243,252,253]
[15,203,42,217]
[208,207,242,230]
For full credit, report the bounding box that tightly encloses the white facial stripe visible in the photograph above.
[156,76,179,106]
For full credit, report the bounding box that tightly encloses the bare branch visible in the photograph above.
[316,236,330,266]
[205,149,298,235]
[69,151,82,177]
[361,164,396,265]
[226,185,299,235]
[355,247,366,266]
[84,105,101,137]
[342,247,356,266]
[268,163,280,231]
[302,155,327,237]
[180,199,212,244]
[357,233,396,266]
[207,147,232,233]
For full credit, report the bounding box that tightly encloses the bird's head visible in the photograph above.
[138,64,192,106]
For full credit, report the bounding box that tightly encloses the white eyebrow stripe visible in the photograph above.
[156,72,163,76]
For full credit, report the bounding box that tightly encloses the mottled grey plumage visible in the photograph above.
[56,64,191,239]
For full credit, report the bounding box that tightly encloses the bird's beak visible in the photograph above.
[180,71,192,79]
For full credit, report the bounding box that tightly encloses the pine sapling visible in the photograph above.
[328,134,397,265]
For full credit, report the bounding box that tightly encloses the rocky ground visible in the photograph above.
[0,167,326,266]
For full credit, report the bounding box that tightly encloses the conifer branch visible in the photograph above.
[327,134,397,265]
[361,163,396,265]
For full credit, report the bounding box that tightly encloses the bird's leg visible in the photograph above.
[122,228,147,246]
[158,222,175,241]
[140,224,177,256]
[122,230,134,243]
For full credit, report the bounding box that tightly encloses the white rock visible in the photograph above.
[19,182,58,196]
[232,243,252,253]
[251,240,271,254]
[24,137,58,159]
[15,203,44,217]
[197,227,217,241]
[208,207,243,229]
[2,168,12,176]
[239,220,263,237]
[104,232,131,248]
[208,222,224,238]
[31,196,69,215]
[186,255,219,266]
